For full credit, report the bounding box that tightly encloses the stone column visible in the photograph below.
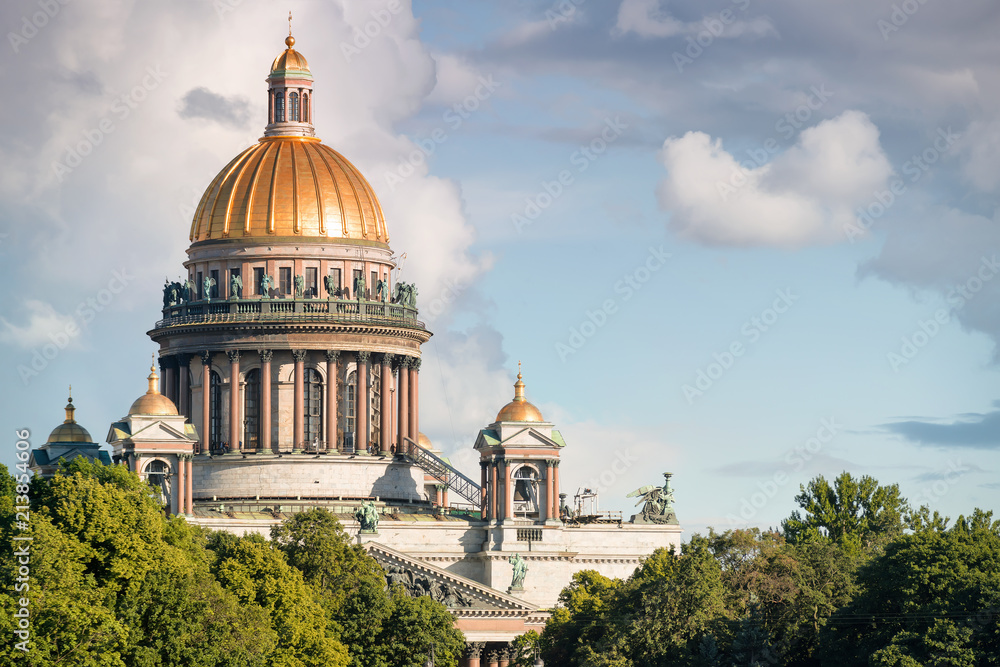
[356,351,370,455]
[161,357,175,405]
[227,350,241,452]
[408,358,420,443]
[325,350,339,452]
[488,651,499,667]
[379,354,393,456]
[466,643,484,667]
[200,351,212,454]
[542,461,552,522]
[186,456,194,514]
[499,648,510,667]
[490,459,499,522]
[396,358,409,455]
[292,350,307,452]
[259,350,273,452]
[177,354,190,417]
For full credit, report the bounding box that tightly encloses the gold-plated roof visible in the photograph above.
[495,365,544,423]
[189,137,389,245]
[270,35,311,76]
[128,363,179,417]
[418,432,432,449]
[46,389,95,444]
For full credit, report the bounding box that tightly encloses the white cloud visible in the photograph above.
[614,0,776,40]
[0,300,79,350]
[960,119,1000,192]
[657,110,893,247]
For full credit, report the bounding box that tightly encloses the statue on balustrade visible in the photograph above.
[356,499,379,533]
[294,274,304,298]
[230,274,242,299]
[508,553,527,590]
[376,278,388,302]
[354,274,367,300]
[203,276,216,303]
[181,279,194,303]
[324,274,339,298]
[260,273,273,299]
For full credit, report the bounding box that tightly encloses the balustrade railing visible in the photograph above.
[154,297,424,330]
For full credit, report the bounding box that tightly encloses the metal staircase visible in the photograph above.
[402,437,481,507]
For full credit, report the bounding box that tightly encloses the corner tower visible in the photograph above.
[148,30,430,509]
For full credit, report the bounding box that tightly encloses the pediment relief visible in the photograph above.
[365,542,537,613]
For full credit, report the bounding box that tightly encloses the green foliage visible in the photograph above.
[782,472,910,551]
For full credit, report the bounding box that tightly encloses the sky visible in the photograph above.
[1,0,999,536]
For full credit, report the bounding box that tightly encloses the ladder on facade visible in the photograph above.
[402,437,481,507]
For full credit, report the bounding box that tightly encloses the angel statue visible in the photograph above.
[294,274,305,298]
[324,274,338,298]
[354,274,367,300]
[230,274,243,300]
[376,278,388,302]
[203,275,217,303]
[355,499,379,533]
[260,273,274,299]
[627,472,677,525]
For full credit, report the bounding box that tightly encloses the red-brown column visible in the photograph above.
[177,354,190,417]
[543,461,552,522]
[396,358,409,455]
[200,352,211,454]
[186,456,194,514]
[292,350,306,452]
[490,459,499,521]
[379,354,393,455]
[467,644,484,667]
[480,461,488,518]
[227,350,241,452]
[552,461,560,519]
[504,459,513,520]
[260,350,273,452]
[325,350,339,452]
[408,359,420,443]
[175,456,185,517]
[356,351,370,454]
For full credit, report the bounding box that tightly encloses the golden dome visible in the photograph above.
[189,137,389,246]
[46,390,95,444]
[271,42,310,76]
[128,363,179,417]
[495,366,544,423]
[418,432,432,449]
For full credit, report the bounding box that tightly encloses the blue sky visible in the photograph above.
[1,0,999,535]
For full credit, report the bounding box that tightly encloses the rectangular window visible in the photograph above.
[371,271,377,299]
[253,268,264,296]
[210,270,219,299]
[329,268,341,297]
[275,91,285,123]
[229,268,240,298]
[279,267,292,296]
[306,267,318,298]
[196,271,203,300]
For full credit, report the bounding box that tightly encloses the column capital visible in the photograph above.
[158,356,169,370]
[258,349,273,363]
[226,349,241,363]
[291,349,308,362]
[410,358,422,372]
[325,349,340,363]
[200,350,213,366]
[397,356,413,369]
[380,352,394,367]
[356,350,371,364]
[467,643,485,659]
[551,459,560,468]
[176,352,192,365]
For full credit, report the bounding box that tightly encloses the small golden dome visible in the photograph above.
[270,29,310,76]
[46,389,95,444]
[495,365,544,423]
[128,363,179,417]
[190,137,389,246]
[418,432,432,449]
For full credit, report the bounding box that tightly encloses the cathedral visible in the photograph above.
[30,29,681,667]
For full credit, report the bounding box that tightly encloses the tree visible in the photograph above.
[821,510,1000,665]
[782,472,910,551]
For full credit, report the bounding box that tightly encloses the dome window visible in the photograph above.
[289,92,299,122]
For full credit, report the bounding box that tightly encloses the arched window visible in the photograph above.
[302,93,309,122]
[209,371,222,451]
[244,368,260,451]
[346,370,356,452]
[304,368,323,450]
[275,91,285,122]
[513,466,540,517]
[145,459,170,507]
[289,92,299,122]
